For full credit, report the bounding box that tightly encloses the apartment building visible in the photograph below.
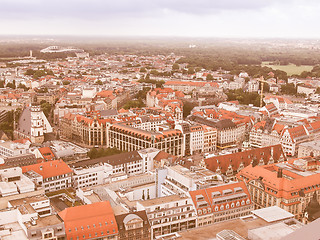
[249,119,284,148]
[189,181,253,227]
[189,116,247,150]
[202,125,217,152]
[115,211,151,240]
[175,122,204,155]
[108,123,184,156]
[237,156,320,220]
[21,160,73,193]
[136,195,197,239]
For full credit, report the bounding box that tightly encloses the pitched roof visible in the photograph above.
[38,147,55,161]
[205,144,285,175]
[70,151,142,168]
[189,181,251,215]
[21,160,72,179]
[58,201,118,240]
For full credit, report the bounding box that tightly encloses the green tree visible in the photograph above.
[140,67,147,73]
[206,74,213,80]
[95,80,103,85]
[172,63,179,70]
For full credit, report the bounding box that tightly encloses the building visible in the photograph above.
[163,81,219,93]
[247,206,303,240]
[188,116,247,150]
[249,119,284,148]
[175,122,205,155]
[136,195,197,239]
[60,112,110,147]
[161,165,222,197]
[3,153,37,167]
[189,181,253,227]
[25,214,66,240]
[15,105,53,144]
[204,144,286,180]
[71,148,160,178]
[298,140,320,158]
[202,125,217,152]
[237,156,320,219]
[0,139,31,158]
[0,166,35,197]
[58,201,118,240]
[21,160,73,193]
[297,84,316,96]
[108,123,184,156]
[280,120,320,156]
[115,211,151,240]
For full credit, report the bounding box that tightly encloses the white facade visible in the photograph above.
[72,163,113,188]
[136,195,197,239]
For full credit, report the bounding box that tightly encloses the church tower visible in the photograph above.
[30,104,45,143]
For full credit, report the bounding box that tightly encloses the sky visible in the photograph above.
[1,0,320,38]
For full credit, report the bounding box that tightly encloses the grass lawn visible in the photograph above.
[261,61,313,75]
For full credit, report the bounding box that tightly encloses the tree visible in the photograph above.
[183,101,197,118]
[140,67,147,73]
[87,147,123,159]
[62,80,70,85]
[18,83,29,91]
[206,74,213,80]
[95,80,103,85]
[281,83,297,95]
[188,67,195,74]
[172,63,179,70]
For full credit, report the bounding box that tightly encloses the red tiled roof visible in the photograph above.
[21,160,72,179]
[38,147,55,161]
[59,201,118,240]
[205,144,285,175]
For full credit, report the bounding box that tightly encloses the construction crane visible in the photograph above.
[258,76,269,108]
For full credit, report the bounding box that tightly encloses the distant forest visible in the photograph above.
[1,37,320,78]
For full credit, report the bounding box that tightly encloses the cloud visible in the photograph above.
[0,0,302,20]
[0,0,320,37]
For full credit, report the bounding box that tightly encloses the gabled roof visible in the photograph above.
[59,201,118,240]
[38,147,55,161]
[205,144,285,175]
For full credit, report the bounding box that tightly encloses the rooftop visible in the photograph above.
[139,194,187,207]
[251,206,294,223]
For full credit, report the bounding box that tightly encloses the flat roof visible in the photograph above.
[251,206,294,223]
[282,218,320,240]
[139,194,187,207]
[248,220,303,240]
[179,217,268,240]
[27,214,63,229]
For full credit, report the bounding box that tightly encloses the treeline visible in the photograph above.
[177,56,289,81]
[225,89,262,107]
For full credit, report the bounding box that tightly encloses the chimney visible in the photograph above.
[39,166,43,171]
[277,168,283,178]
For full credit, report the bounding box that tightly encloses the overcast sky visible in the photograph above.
[1,0,320,38]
